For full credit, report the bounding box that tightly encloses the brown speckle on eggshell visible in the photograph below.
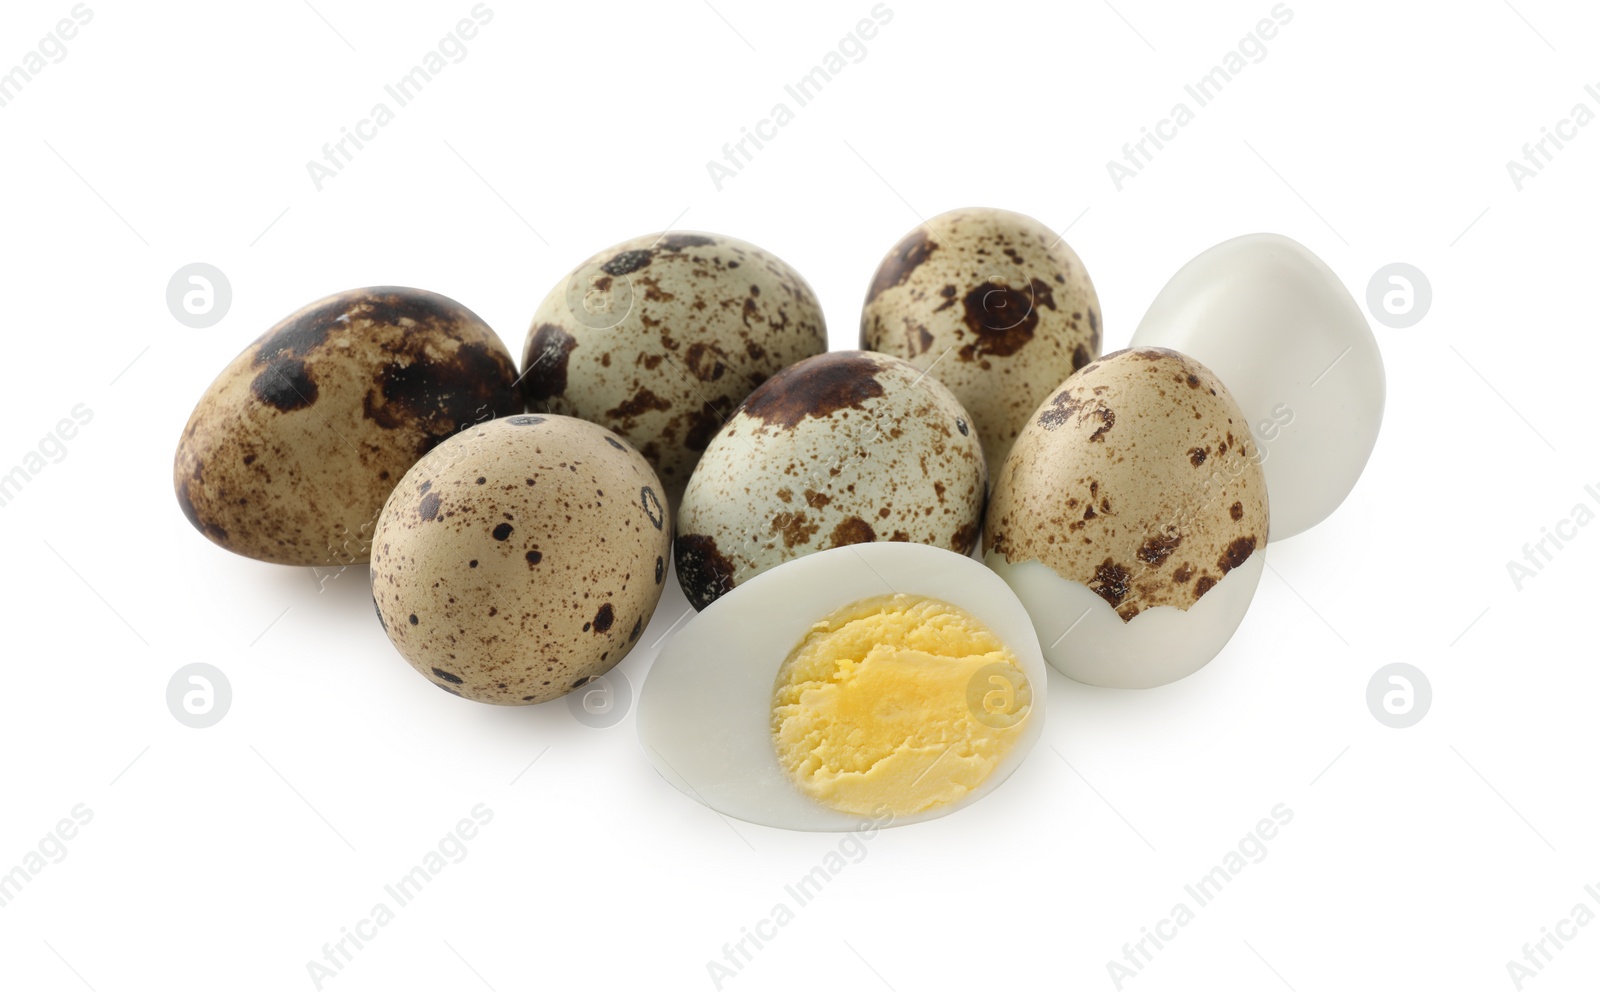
[370,415,672,705]
[984,347,1267,622]
[173,287,522,566]
[860,207,1102,475]
[674,351,986,611]
[520,231,827,505]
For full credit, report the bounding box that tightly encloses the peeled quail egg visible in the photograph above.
[370,414,671,704]
[638,542,1046,831]
[1129,233,1384,541]
[521,231,827,503]
[860,207,1102,472]
[674,351,985,611]
[175,287,521,566]
[984,348,1268,688]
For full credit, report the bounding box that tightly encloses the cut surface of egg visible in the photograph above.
[1129,233,1384,541]
[638,542,1047,831]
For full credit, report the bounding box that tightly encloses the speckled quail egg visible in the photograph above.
[174,287,521,566]
[860,207,1102,473]
[984,348,1268,689]
[521,231,827,504]
[639,541,1047,831]
[1130,233,1385,541]
[674,351,985,611]
[369,414,671,705]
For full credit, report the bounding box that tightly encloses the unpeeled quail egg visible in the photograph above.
[370,414,671,704]
[860,207,1102,473]
[674,351,985,611]
[175,287,521,566]
[521,231,827,504]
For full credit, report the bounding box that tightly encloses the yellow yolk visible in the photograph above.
[770,594,1031,817]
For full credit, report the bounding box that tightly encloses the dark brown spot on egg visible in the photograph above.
[1173,563,1195,584]
[1088,407,1115,442]
[1136,532,1182,567]
[604,435,626,450]
[1189,447,1207,467]
[1230,501,1244,521]
[1036,391,1082,431]
[251,359,318,411]
[676,532,736,610]
[684,342,728,382]
[431,668,465,684]
[829,516,876,547]
[409,614,419,625]
[640,487,664,530]
[492,522,513,541]
[602,249,653,276]
[606,387,673,420]
[521,324,578,402]
[1218,536,1256,574]
[1194,575,1217,597]
[957,278,1055,360]
[772,512,819,548]
[1072,344,1091,371]
[526,550,542,566]
[952,521,978,554]
[419,492,442,521]
[362,340,520,444]
[740,352,885,429]
[630,617,643,641]
[655,555,665,584]
[865,228,938,303]
[593,603,615,633]
[1090,558,1131,609]
[175,478,228,543]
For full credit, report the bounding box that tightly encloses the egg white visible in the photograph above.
[636,541,1048,831]
[985,549,1264,689]
[1130,233,1385,541]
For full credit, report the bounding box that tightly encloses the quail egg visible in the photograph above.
[984,348,1268,688]
[369,414,671,704]
[174,287,521,566]
[674,351,985,611]
[861,207,1102,473]
[521,231,827,504]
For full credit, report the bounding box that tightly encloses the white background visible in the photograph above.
[2,0,1597,989]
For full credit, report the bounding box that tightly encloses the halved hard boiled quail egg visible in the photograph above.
[637,542,1047,831]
